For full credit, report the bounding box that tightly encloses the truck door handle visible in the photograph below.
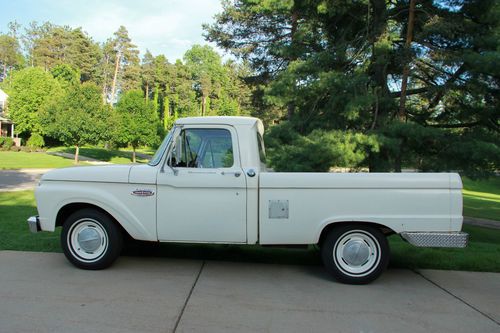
[221,171,241,177]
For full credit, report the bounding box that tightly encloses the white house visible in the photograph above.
[0,89,7,113]
[0,88,20,146]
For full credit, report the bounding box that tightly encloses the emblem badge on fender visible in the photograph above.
[131,189,155,197]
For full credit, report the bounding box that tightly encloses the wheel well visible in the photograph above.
[318,222,395,246]
[55,203,130,238]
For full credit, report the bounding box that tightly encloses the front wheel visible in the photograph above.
[61,208,123,270]
[321,225,389,284]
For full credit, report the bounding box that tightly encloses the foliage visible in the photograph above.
[26,133,45,148]
[48,146,150,164]
[205,0,500,176]
[31,25,100,82]
[0,137,14,149]
[114,90,159,161]
[266,122,379,171]
[1,7,498,176]
[107,26,140,102]
[50,64,80,88]
[42,82,109,162]
[0,33,23,80]
[373,122,500,178]
[6,67,62,138]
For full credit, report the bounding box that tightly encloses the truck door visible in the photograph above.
[156,125,247,243]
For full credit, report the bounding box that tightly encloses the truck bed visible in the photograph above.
[258,172,463,244]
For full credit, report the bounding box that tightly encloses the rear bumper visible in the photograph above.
[27,216,41,233]
[400,231,469,248]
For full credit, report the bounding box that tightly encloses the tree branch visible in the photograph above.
[390,87,427,98]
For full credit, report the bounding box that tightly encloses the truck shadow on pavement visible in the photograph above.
[122,240,322,266]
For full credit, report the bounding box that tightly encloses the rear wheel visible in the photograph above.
[321,225,389,284]
[61,208,123,270]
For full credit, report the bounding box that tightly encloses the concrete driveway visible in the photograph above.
[0,251,498,333]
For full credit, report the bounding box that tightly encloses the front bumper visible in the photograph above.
[27,216,41,233]
[400,231,469,248]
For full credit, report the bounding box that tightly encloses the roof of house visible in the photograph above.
[0,114,13,123]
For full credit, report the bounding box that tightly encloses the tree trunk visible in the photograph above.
[286,10,299,120]
[398,0,417,119]
[74,145,79,164]
[110,52,121,103]
[145,83,149,103]
[369,0,390,123]
[201,94,207,116]
[132,146,136,163]
[2,64,6,80]
[394,152,402,172]
[102,55,109,103]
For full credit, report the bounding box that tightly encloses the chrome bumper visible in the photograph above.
[27,216,41,233]
[400,231,469,248]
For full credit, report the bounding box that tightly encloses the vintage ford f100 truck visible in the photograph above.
[28,116,468,284]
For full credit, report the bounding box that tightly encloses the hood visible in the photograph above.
[41,165,133,183]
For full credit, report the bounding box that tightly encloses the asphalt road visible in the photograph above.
[0,251,498,333]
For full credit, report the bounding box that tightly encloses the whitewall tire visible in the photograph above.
[61,208,123,269]
[321,225,389,284]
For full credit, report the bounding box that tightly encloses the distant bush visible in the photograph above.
[9,145,20,152]
[27,133,45,149]
[1,137,14,149]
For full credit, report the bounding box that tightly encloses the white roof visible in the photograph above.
[175,116,261,127]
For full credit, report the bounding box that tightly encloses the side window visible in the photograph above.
[170,128,234,168]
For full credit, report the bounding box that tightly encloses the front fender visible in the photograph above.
[35,181,157,241]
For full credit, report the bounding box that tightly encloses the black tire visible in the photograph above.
[321,225,389,284]
[61,208,123,270]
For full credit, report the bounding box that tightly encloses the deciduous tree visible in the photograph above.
[6,67,62,138]
[43,82,110,163]
[115,90,158,162]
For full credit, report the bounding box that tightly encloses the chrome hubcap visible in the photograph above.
[68,218,108,263]
[77,227,102,253]
[342,239,370,266]
[333,230,381,277]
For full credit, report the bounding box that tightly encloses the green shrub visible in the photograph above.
[2,137,14,149]
[27,133,45,149]
[0,137,4,147]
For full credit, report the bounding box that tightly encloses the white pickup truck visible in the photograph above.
[28,116,468,284]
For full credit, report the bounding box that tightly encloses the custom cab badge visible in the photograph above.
[131,189,155,197]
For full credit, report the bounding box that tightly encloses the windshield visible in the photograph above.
[148,128,174,166]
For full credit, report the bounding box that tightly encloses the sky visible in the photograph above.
[0,0,224,62]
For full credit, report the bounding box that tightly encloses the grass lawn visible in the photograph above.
[1,190,499,272]
[0,151,78,169]
[462,177,500,221]
[0,191,60,252]
[48,146,150,164]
